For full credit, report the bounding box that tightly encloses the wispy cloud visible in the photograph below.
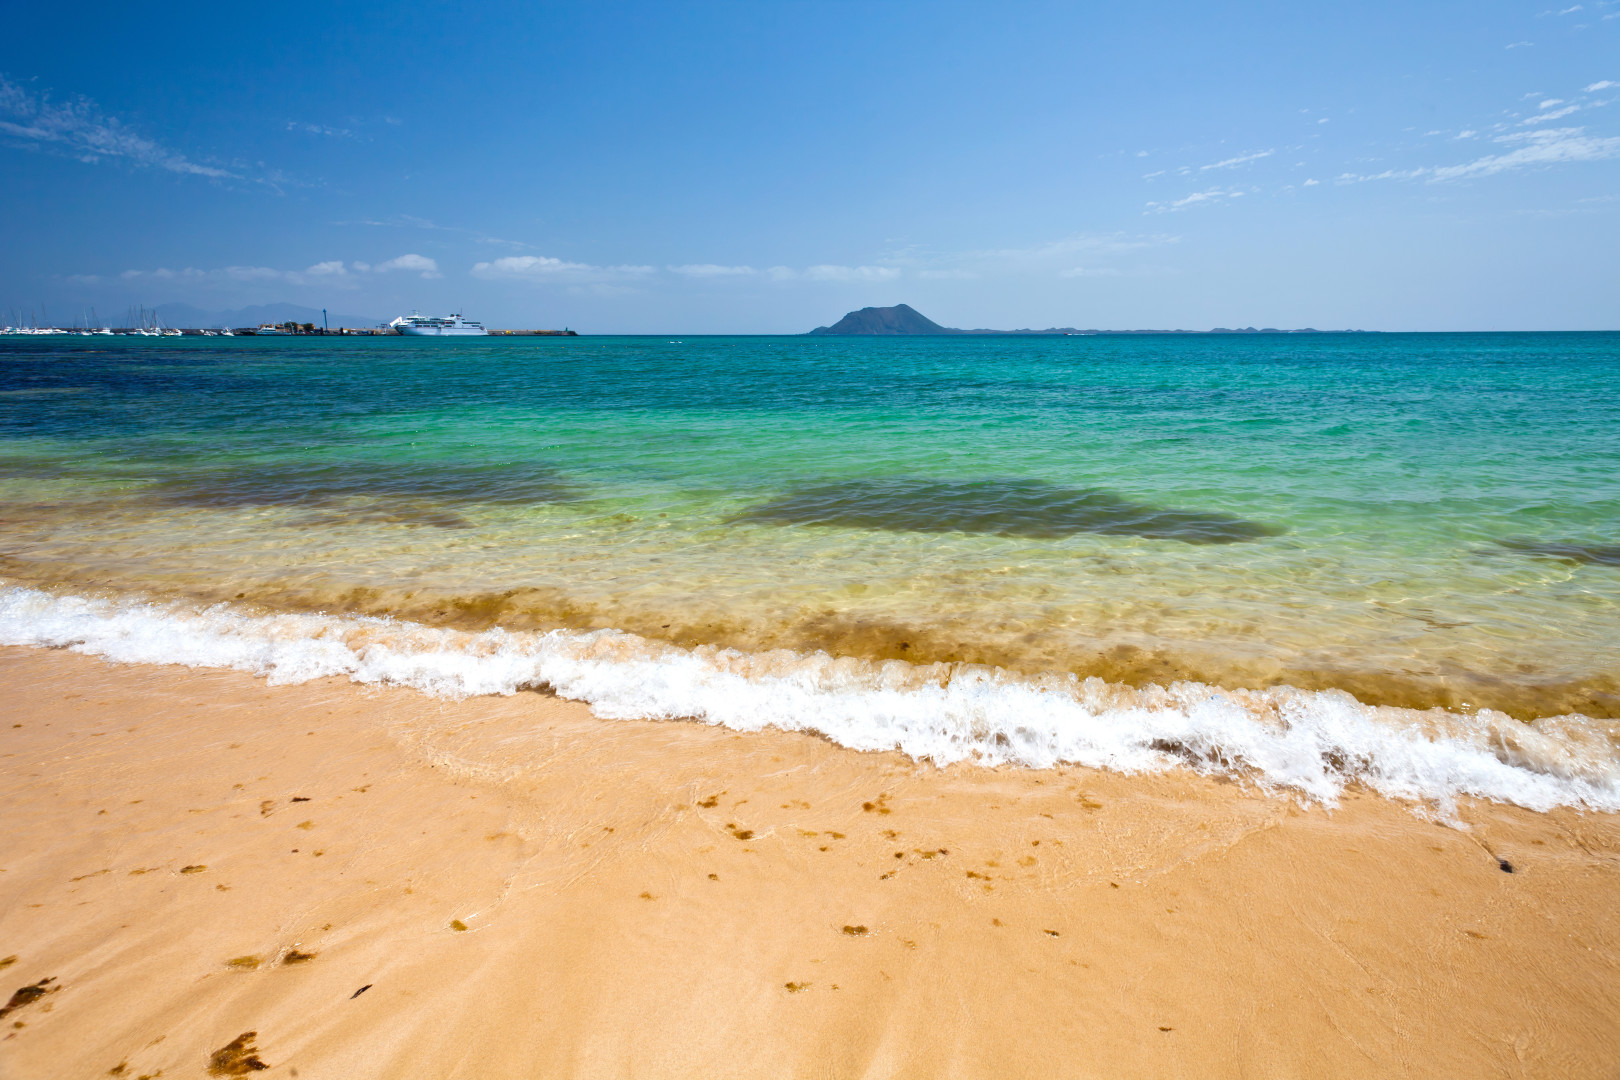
[1506,40,1534,48]
[470,255,655,282]
[1524,104,1581,124]
[1057,267,1124,277]
[1588,80,1617,91]
[336,215,530,250]
[0,73,233,178]
[1200,149,1274,171]
[286,121,352,138]
[113,254,437,287]
[666,262,906,282]
[1337,126,1620,183]
[1434,127,1620,179]
[667,263,758,277]
[1144,189,1245,213]
[801,264,901,282]
[373,253,441,278]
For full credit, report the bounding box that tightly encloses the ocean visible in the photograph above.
[2,332,1617,810]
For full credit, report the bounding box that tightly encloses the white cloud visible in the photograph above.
[1560,4,1583,12]
[1587,81,1618,91]
[0,73,233,178]
[667,263,757,277]
[1143,169,1166,179]
[1455,130,1478,139]
[373,253,441,278]
[470,254,653,282]
[1540,99,1565,109]
[222,266,290,282]
[1317,117,1330,124]
[1200,149,1274,171]
[1303,178,1320,186]
[110,256,431,288]
[802,264,901,282]
[1506,41,1534,48]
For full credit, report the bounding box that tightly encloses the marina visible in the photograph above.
[0,323,577,336]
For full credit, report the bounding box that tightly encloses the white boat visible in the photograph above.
[255,325,290,336]
[390,311,487,336]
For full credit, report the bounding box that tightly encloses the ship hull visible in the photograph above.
[396,325,488,336]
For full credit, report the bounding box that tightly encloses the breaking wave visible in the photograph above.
[2,584,1616,813]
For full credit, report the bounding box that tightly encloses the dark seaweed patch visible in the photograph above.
[1497,539,1620,567]
[0,978,55,1020]
[143,460,578,528]
[208,1031,269,1075]
[737,478,1280,544]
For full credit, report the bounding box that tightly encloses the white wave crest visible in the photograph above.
[2,584,1616,812]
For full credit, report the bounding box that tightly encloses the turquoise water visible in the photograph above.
[1,332,1618,722]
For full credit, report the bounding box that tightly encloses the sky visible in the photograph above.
[1,1,1616,332]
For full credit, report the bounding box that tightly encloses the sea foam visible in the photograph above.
[2,584,1615,813]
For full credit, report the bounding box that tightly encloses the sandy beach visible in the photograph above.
[1,646,1617,1078]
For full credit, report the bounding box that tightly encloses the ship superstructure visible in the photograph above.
[390,312,488,336]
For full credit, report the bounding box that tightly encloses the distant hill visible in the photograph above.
[807,304,957,335]
[806,304,1080,335]
[805,305,1347,336]
[153,302,385,330]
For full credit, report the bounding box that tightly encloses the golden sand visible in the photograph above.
[1,645,1617,1078]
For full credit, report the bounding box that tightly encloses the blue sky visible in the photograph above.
[1,1,1616,331]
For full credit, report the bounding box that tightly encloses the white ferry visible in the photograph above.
[390,311,487,336]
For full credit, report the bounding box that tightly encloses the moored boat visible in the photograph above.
[390,311,487,336]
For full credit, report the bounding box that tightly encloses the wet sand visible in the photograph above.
[1,645,1617,1078]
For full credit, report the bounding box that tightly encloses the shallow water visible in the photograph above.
[1,333,1618,805]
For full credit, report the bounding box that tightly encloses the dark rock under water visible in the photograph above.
[738,477,1282,544]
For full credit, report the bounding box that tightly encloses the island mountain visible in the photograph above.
[806,304,1078,335]
[806,304,1344,336]
[806,304,956,335]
